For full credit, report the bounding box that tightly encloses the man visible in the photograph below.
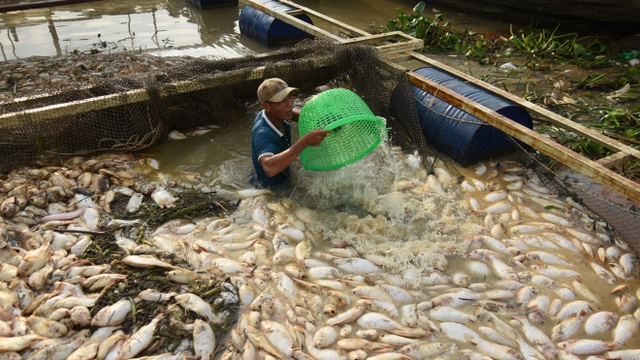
[251,78,331,190]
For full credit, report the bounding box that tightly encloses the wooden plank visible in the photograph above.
[405,71,640,205]
[239,0,343,42]
[276,0,371,37]
[405,52,640,162]
[597,152,633,168]
[0,0,96,13]
[340,31,424,53]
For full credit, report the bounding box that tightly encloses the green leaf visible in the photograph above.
[413,1,425,13]
[544,205,561,210]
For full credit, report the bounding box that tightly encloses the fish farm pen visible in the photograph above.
[1,2,640,360]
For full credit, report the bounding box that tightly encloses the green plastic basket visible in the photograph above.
[299,88,387,171]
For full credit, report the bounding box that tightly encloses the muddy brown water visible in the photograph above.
[3,1,640,356]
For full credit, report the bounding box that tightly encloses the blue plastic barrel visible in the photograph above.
[239,0,314,48]
[406,67,532,167]
[188,0,238,9]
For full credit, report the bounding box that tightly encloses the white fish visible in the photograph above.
[539,212,575,228]
[461,180,477,192]
[556,300,595,321]
[475,163,487,176]
[91,298,134,326]
[166,269,201,284]
[398,342,449,359]
[151,188,178,209]
[425,174,446,194]
[17,243,50,277]
[511,316,555,359]
[168,130,187,140]
[552,314,585,342]
[541,232,580,252]
[565,228,602,245]
[307,266,343,279]
[526,251,572,266]
[279,224,305,241]
[572,279,600,304]
[122,255,179,269]
[326,300,370,326]
[485,190,508,202]
[193,319,215,360]
[313,326,339,348]
[439,322,480,343]
[26,315,67,338]
[471,178,486,191]
[469,198,482,214]
[589,262,616,284]
[430,306,476,325]
[585,311,619,335]
[119,313,164,359]
[67,342,99,360]
[613,314,640,346]
[468,338,525,360]
[334,258,380,274]
[529,265,580,278]
[431,289,482,308]
[212,258,250,275]
[357,312,429,338]
[557,339,613,356]
[175,293,223,323]
[477,327,518,348]
[486,201,512,214]
[0,334,47,352]
[301,327,342,360]
[602,349,640,359]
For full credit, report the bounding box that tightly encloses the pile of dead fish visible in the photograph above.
[2,149,640,360]
[0,153,237,360]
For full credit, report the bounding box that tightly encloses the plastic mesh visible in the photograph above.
[299,88,387,171]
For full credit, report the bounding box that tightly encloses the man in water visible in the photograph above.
[251,78,331,190]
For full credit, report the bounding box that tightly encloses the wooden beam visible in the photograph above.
[405,71,640,205]
[239,0,343,43]
[339,31,424,53]
[405,52,640,163]
[276,0,371,37]
[239,0,423,54]
[597,152,633,168]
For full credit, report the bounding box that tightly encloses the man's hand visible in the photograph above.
[302,129,331,146]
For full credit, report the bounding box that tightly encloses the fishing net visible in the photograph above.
[81,192,238,357]
[1,38,639,255]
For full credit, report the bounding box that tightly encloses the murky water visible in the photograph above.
[0,0,518,61]
[3,1,640,357]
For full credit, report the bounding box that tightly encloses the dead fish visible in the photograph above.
[557,339,613,356]
[151,188,178,209]
[17,243,50,277]
[175,293,223,323]
[91,298,135,326]
[118,313,165,359]
[193,319,215,360]
[121,255,179,270]
[0,334,46,352]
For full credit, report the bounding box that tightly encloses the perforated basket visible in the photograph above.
[299,88,387,171]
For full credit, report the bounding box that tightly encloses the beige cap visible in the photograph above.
[257,78,298,103]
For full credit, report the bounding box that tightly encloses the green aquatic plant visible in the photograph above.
[386,2,462,52]
[508,24,609,68]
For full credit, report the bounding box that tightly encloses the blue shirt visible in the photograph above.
[251,110,292,189]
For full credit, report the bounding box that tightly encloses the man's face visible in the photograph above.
[263,94,294,122]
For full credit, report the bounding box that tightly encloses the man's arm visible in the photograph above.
[259,129,331,177]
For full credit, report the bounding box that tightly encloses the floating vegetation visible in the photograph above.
[112,189,237,227]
